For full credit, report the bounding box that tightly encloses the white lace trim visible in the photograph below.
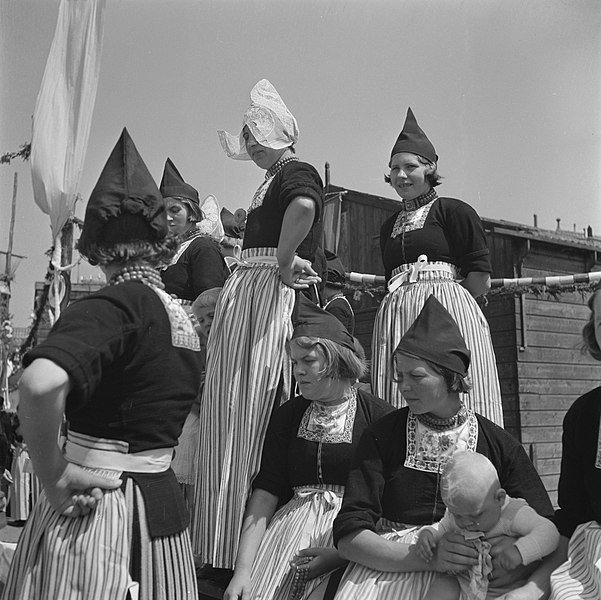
[297,391,357,444]
[248,174,275,214]
[404,410,478,473]
[153,287,201,351]
[390,200,435,238]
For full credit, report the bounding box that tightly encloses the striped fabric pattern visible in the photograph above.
[333,525,436,599]
[371,275,504,426]
[250,485,344,599]
[192,250,295,568]
[550,521,601,599]
[3,477,198,600]
[10,445,33,521]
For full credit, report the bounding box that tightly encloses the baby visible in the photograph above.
[416,451,559,600]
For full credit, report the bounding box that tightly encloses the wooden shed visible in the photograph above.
[325,184,601,504]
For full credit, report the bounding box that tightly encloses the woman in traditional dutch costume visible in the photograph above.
[549,290,601,599]
[328,296,553,600]
[2,129,202,600]
[371,108,503,425]
[192,79,324,570]
[223,297,392,600]
[160,157,228,303]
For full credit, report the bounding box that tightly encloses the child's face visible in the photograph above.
[445,488,505,533]
[195,304,216,343]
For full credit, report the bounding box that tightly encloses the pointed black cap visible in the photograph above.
[159,158,200,206]
[389,107,437,165]
[292,294,355,352]
[394,295,470,375]
[79,128,167,250]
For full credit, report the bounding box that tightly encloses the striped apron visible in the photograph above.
[333,520,436,600]
[371,255,504,426]
[250,484,344,600]
[2,431,198,600]
[550,521,601,599]
[192,247,295,568]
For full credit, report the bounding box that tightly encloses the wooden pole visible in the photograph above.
[5,171,17,279]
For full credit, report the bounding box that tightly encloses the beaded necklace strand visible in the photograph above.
[416,403,469,432]
[108,264,165,290]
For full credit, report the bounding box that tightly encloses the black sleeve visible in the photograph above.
[279,162,324,223]
[23,293,138,411]
[478,417,553,518]
[441,199,491,276]
[251,401,296,500]
[188,238,228,298]
[554,402,597,537]
[333,426,387,545]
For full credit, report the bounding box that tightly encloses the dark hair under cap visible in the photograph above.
[78,128,168,253]
[292,293,356,352]
[389,107,437,166]
[394,295,470,376]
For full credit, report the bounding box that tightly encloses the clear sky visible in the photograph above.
[1,0,600,326]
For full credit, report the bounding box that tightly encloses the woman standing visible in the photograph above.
[160,157,228,302]
[372,108,503,425]
[224,299,392,600]
[330,296,553,599]
[193,79,324,570]
[2,129,202,599]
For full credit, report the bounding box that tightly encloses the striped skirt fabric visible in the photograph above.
[550,521,601,599]
[10,446,33,521]
[250,485,344,600]
[2,477,198,600]
[332,524,435,599]
[371,275,504,426]
[192,255,295,568]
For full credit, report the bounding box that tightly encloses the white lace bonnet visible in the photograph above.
[217,79,299,161]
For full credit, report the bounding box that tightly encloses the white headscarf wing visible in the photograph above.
[197,194,224,240]
[217,79,299,160]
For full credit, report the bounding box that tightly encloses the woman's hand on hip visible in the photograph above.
[279,255,321,290]
[42,460,122,518]
[433,532,479,574]
[293,547,348,580]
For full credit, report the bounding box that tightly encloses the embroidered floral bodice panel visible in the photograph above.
[404,410,478,473]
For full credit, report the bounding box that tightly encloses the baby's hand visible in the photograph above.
[496,544,522,571]
[416,529,437,563]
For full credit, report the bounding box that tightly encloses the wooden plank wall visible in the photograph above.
[515,247,601,505]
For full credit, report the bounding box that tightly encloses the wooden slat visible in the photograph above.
[521,426,562,443]
[519,394,580,411]
[525,314,588,335]
[520,410,566,426]
[530,442,563,460]
[519,379,598,395]
[517,363,601,380]
[517,347,598,365]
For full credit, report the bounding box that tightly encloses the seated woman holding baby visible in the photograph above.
[326,296,557,600]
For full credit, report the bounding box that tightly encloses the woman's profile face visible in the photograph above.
[166,197,191,236]
[242,126,286,170]
[394,353,451,416]
[389,152,431,201]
